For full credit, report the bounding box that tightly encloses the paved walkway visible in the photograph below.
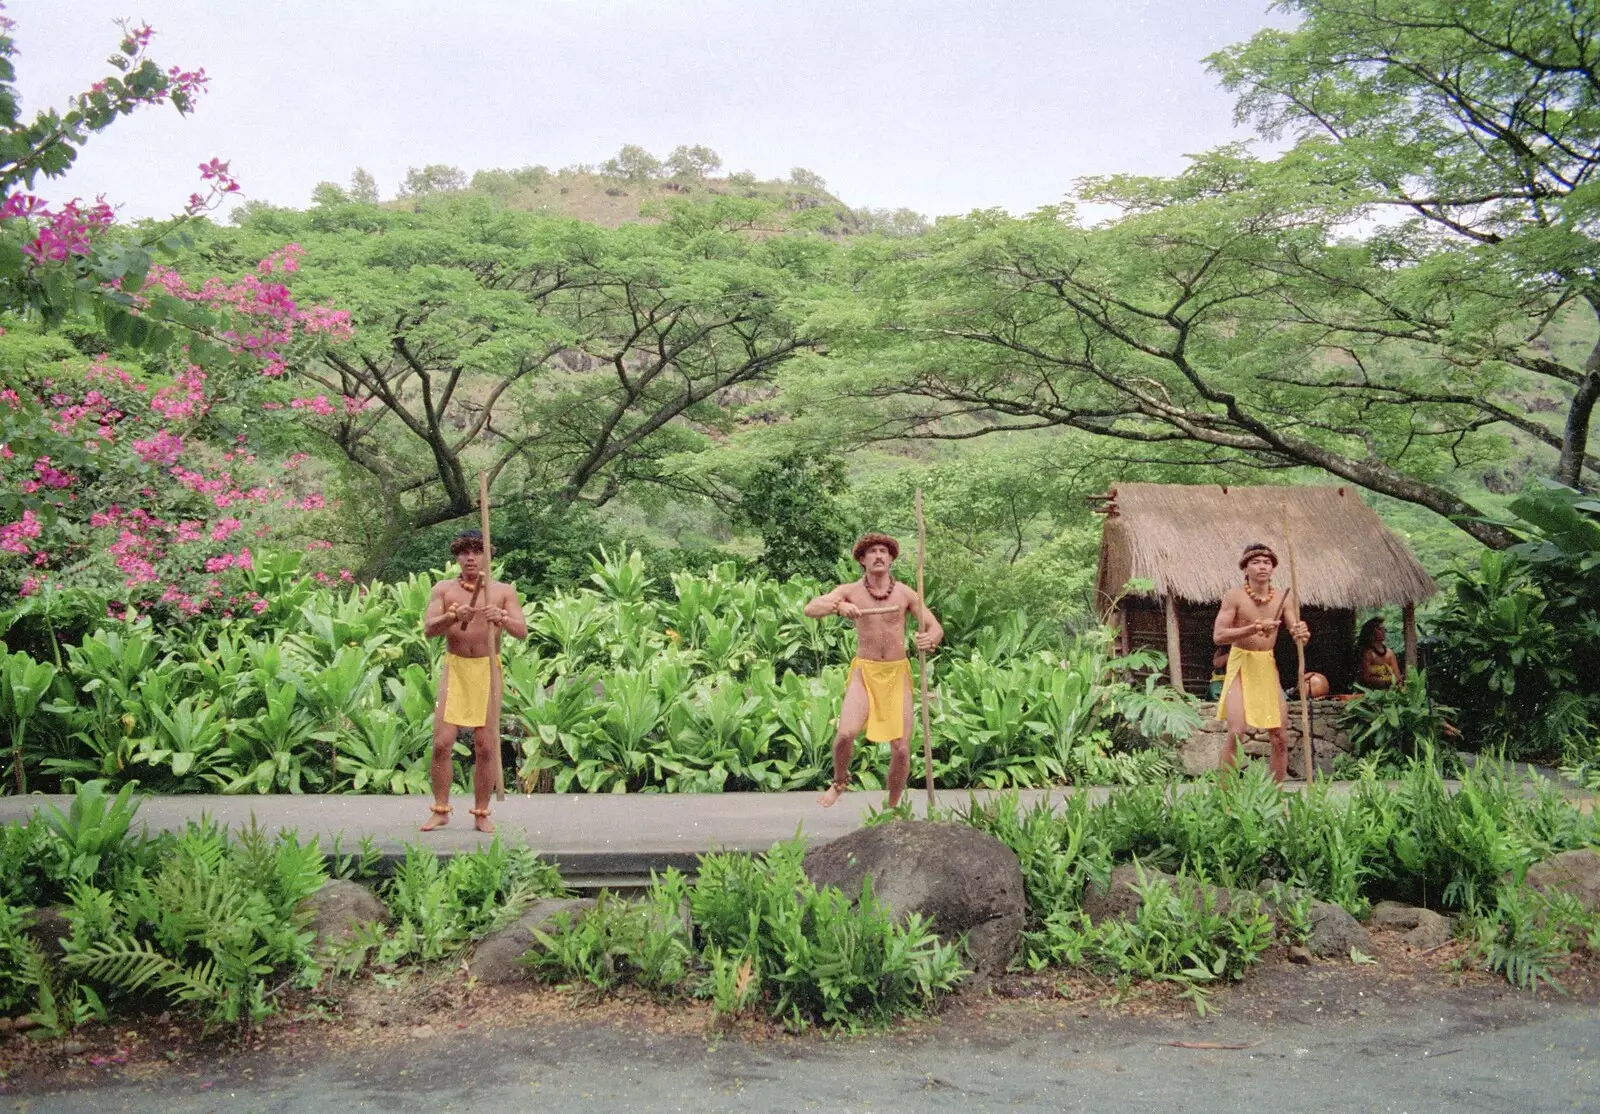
[5,771,1581,887]
[0,787,1091,884]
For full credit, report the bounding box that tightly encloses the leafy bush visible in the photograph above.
[953,757,1600,996]
[373,838,567,964]
[1337,672,1455,771]
[1027,866,1274,1014]
[1430,485,1600,760]
[532,840,966,1030]
[60,820,327,1028]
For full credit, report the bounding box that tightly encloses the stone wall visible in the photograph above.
[1175,699,1352,778]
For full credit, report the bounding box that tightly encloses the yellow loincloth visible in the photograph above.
[1217,646,1283,730]
[850,657,911,743]
[442,652,495,728]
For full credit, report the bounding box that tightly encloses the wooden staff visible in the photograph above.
[478,471,505,802]
[915,488,936,810]
[1281,504,1313,782]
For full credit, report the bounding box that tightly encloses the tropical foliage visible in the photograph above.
[0,549,1196,797]
[955,756,1600,999]
[1430,485,1600,763]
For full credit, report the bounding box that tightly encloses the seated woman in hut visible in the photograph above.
[1207,644,1229,701]
[1356,616,1401,690]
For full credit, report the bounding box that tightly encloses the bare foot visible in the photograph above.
[420,805,451,832]
[469,808,495,833]
[817,781,846,808]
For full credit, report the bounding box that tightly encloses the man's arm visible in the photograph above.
[910,590,942,652]
[803,585,859,620]
[422,584,458,638]
[1212,592,1263,645]
[490,585,528,640]
[1285,593,1310,645]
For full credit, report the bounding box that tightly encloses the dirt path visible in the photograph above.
[5,945,1596,1113]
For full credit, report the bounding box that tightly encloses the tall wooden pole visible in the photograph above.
[1163,595,1185,692]
[1281,504,1313,782]
[479,472,505,801]
[915,489,936,810]
[1402,604,1418,677]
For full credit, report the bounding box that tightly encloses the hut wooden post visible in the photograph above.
[1402,604,1418,678]
[1163,595,1185,692]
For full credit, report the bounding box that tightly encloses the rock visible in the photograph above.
[1306,900,1370,959]
[22,906,71,959]
[1085,863,1246,924]
[802,820,1025,975]
[468,898,597,985]
[294,880,390,953]
[1367,901,1452,949]
[1403,911,1453,951]
[1287,945,1313,965]
[1523,849,1600,913]
[1368,900,1427,930]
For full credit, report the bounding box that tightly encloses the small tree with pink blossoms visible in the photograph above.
[0,8,223,340]
[0,10,351,627]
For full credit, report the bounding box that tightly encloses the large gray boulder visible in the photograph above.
[294,879,389,953]
[802,820,1025,975]
[468,898,598,985]
[1523,849,1600,913]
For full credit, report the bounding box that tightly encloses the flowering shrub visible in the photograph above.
[0,8,223,333]
[0,353,333,615]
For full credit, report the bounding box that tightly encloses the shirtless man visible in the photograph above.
[1212,542,1310,782]
[420,529,528,833]
[803,533,943,808]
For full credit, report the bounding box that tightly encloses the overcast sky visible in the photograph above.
[15,0,1293,221]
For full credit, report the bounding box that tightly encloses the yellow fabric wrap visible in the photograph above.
[442,652,494,728]
[850,657,911,742]
[1218,646,1283,730]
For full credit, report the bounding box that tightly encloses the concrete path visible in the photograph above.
[0,787,1099,885]
[5,772,1570,887]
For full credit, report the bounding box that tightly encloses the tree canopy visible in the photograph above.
[190,194,827,568]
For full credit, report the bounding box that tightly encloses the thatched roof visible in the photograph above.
[1096,484,1435,609]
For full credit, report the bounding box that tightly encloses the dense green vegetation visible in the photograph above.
[529,756,1600,1018]
[5,756,1590,1037]
[0,550,1194,797]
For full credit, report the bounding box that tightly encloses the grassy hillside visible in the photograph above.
[385,165,871,236]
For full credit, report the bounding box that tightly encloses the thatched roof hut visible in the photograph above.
[1095,484,1435,696]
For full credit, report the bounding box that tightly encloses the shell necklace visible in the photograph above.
[1244,582,1275,607]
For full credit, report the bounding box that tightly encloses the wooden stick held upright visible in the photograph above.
[915,488,936,810]
[1281,504,1313,782]
[478,472,505,801]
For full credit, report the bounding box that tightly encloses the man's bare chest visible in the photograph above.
[844,583,905,612]
[1234,589,1281,622]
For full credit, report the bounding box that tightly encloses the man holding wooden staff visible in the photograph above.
[803,533,943,808]
[1212,542,1310,782]
[419,529,527,833]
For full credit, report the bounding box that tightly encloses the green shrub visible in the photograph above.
[532,840,965,1030]
[528,875,692,996]
[1430,485,1600,759]
[60,821,327,1028]
[1026,865,1274,1014]
[376,838,567,963]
